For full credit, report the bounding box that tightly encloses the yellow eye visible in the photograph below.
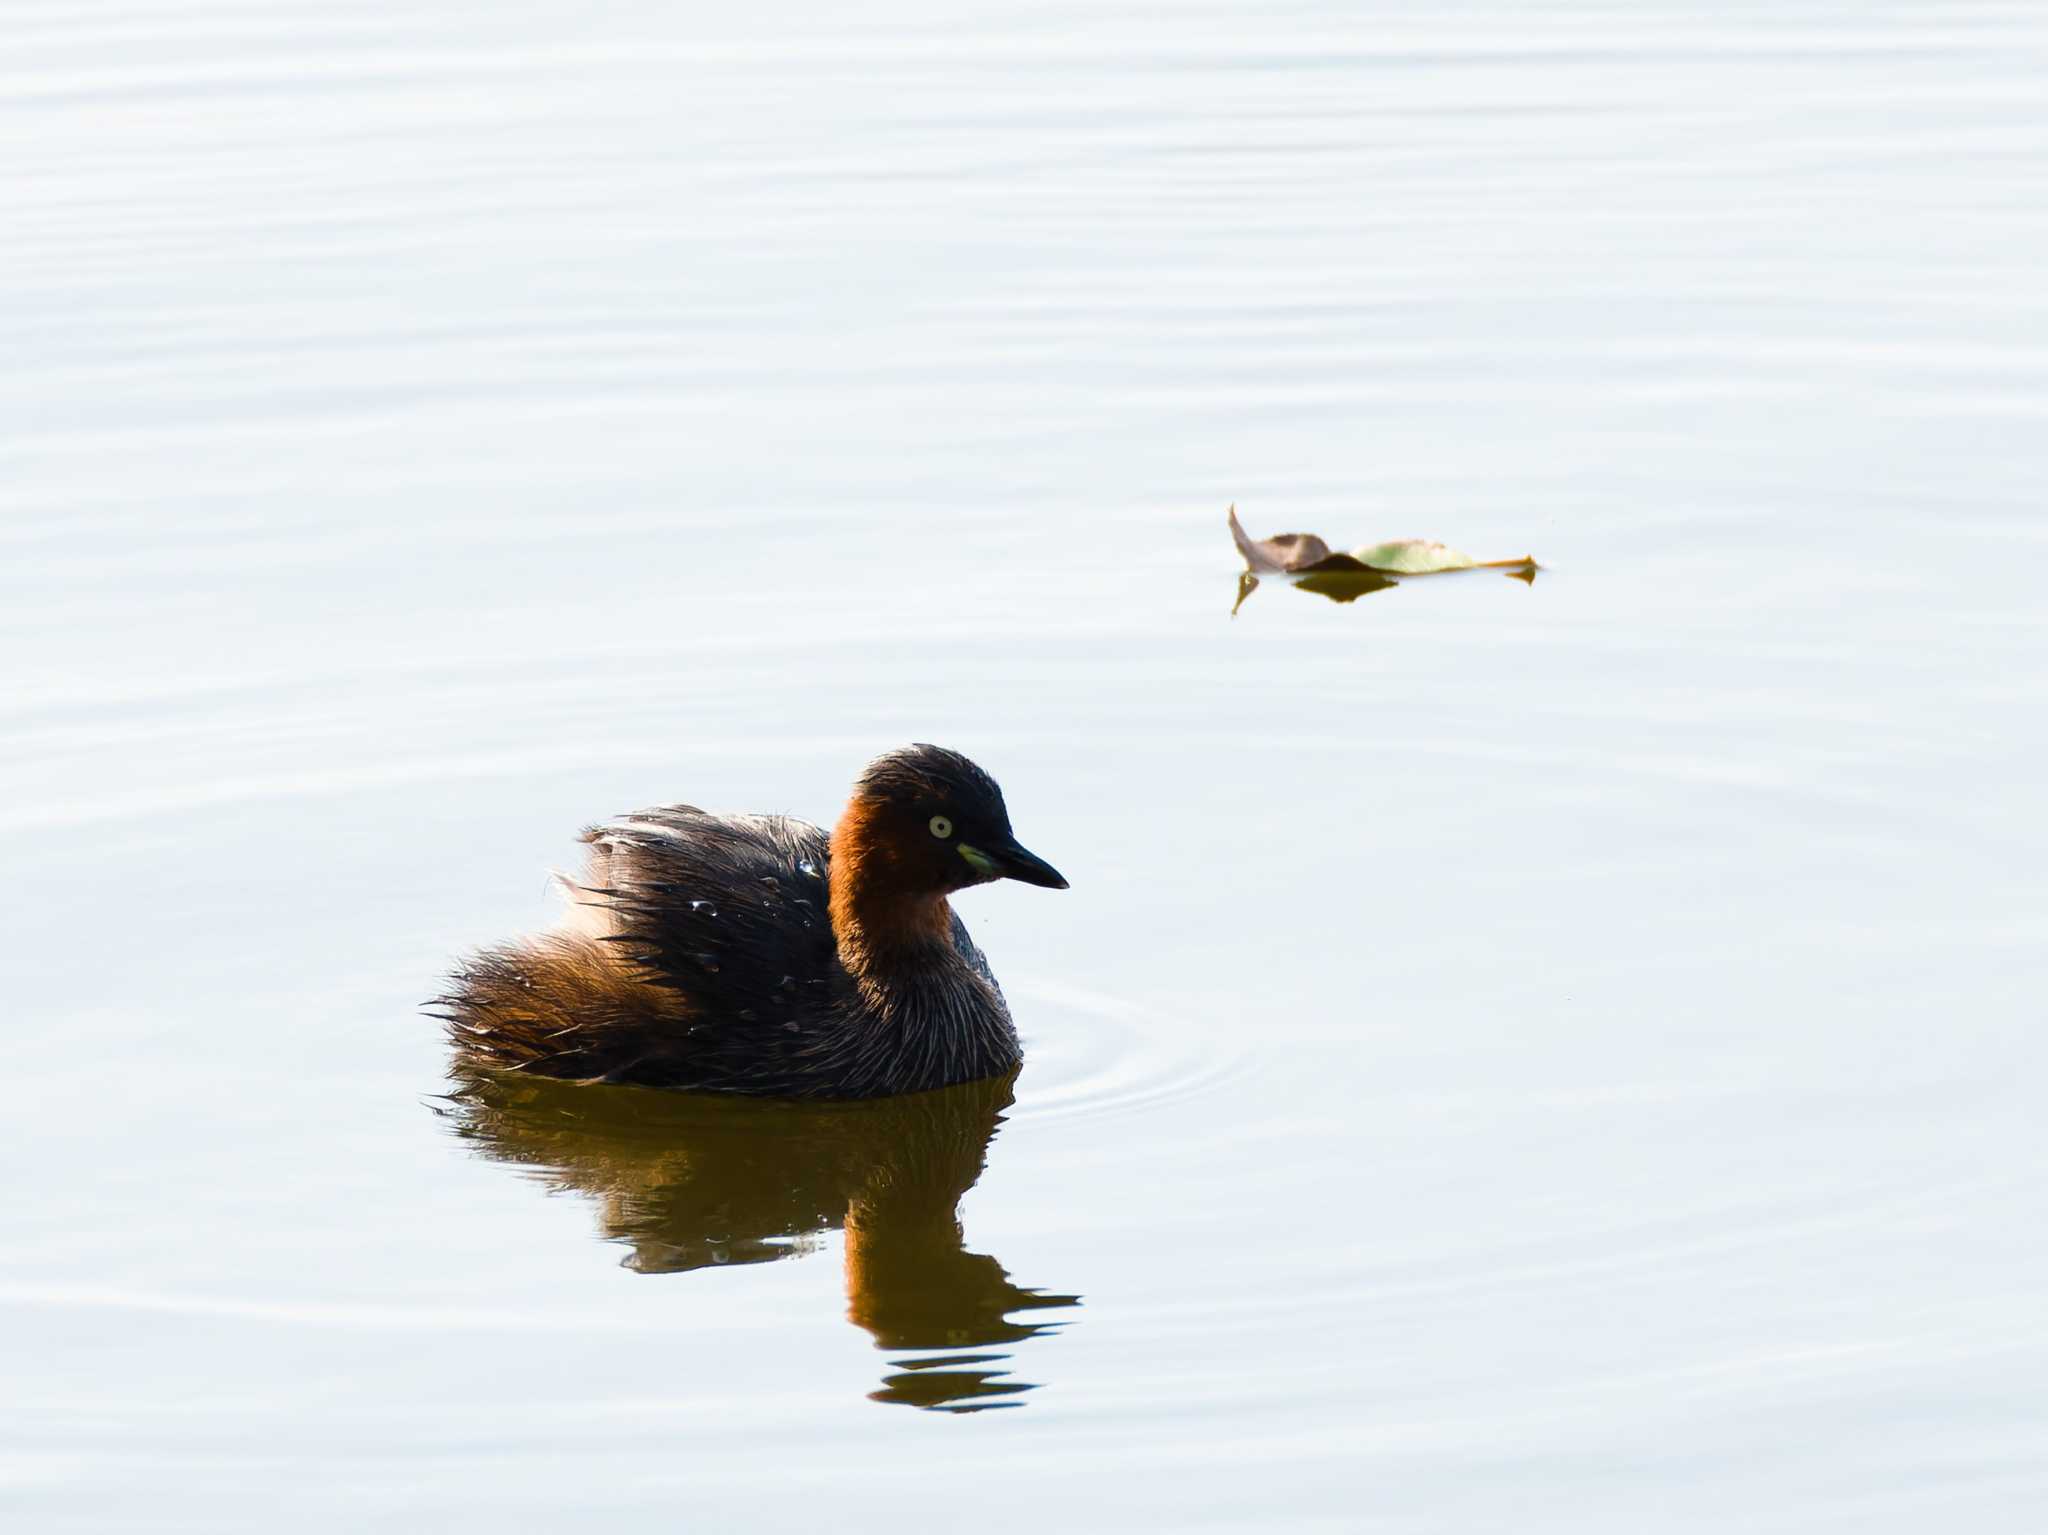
[929,815,953,839]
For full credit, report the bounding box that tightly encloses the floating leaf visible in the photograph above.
[1228,506,1539,611]
[1228,510,1339,573]
[1349,539,1477,574]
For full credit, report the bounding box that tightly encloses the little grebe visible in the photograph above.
[437,744,1067,1099]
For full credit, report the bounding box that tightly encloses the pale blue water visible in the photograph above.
[6,2,2048,1529]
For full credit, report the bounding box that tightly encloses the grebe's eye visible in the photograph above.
[929,815,953,839]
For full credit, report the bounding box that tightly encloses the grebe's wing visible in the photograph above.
[573,808,839,1025]
[947,907,1001,997]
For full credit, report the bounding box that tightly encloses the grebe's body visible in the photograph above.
[438,746,1065,1099]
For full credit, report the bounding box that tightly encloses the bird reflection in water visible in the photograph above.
[437,1068,1078,1412]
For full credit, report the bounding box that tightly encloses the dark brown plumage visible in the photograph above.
[434,745,1067,1099]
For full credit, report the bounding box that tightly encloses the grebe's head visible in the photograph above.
[835,744,1067,898]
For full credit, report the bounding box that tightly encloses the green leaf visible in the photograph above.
[1349,539,1477,574]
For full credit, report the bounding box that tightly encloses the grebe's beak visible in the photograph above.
[960,838,1069,890]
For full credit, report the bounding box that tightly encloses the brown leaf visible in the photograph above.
[1228,504,1341,572]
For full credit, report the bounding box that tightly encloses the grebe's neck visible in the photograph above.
[828,804,955,982]
[825,799,1021,1093]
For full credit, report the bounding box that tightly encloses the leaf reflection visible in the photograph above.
[436,1068,1079,1412]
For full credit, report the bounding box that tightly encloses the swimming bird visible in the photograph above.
[437,744,1067,1099]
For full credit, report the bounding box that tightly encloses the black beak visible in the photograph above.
[991,838,1068,890]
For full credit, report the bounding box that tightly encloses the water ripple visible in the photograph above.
[1009,977,1255,1125]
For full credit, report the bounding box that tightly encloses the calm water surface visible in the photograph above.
[7,1,2048,1528]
